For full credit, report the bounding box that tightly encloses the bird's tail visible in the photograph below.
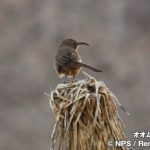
[77,62,103,72]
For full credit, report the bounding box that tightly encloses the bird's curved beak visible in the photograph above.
[77,42,90,46]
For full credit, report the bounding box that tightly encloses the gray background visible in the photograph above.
[0,0,150,150]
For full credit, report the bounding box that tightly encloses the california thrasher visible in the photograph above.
[55,38,102,83]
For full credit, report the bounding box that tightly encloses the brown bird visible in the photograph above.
[55,38,102,83]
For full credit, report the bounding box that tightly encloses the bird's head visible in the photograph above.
[60,38,89,50]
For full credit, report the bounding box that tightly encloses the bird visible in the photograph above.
[54,38,102,83]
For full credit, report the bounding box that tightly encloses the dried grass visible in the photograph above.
[49,77,129,150]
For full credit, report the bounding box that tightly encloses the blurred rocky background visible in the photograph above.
[0,0,150,150]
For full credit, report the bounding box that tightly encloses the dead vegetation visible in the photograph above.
[49,77,129,150]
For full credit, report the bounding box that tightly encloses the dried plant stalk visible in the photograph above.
[49,78,129,150]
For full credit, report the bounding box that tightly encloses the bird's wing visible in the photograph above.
[55,48,80,66]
